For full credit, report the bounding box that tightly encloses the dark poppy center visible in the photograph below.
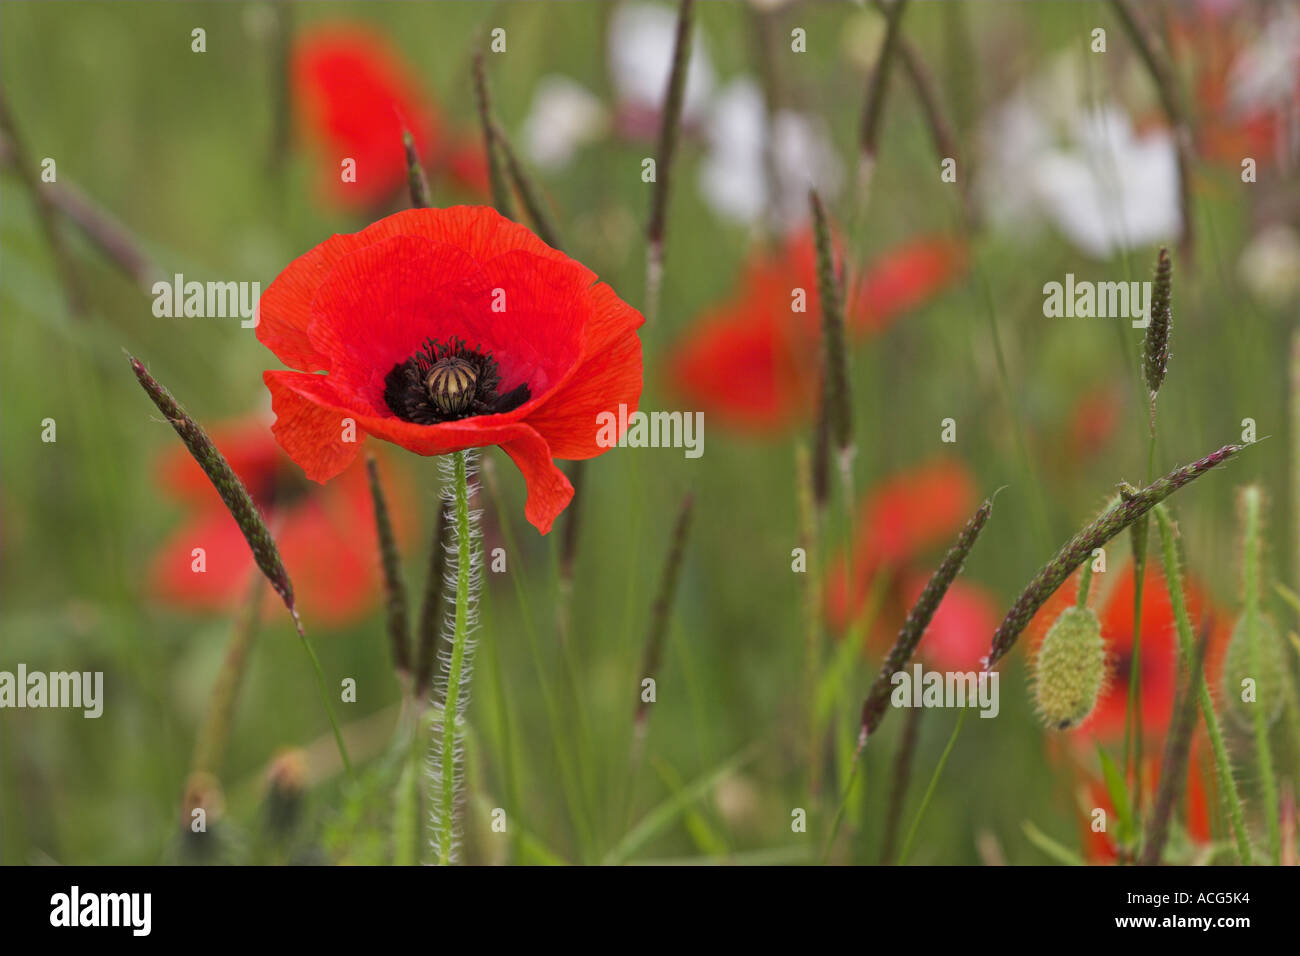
[252,465,312,512]
[383,336,530,425]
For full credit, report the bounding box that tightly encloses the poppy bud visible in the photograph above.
[1033,606,1107,730]
[1222,612,1285,728]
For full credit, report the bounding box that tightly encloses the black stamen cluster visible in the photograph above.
[384,336,530,424]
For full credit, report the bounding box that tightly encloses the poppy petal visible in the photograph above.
[499,430,574,534]
[526,283,645,457]
[265,370,364,482]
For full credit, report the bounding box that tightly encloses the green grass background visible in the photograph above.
[1,1,1294,865]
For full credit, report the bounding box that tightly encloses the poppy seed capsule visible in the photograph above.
[1033,606,1107,730]
[426,356,478,417]
[1222,612,1285,728]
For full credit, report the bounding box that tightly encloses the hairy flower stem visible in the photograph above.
[1139,619,1208,865]
[434,450,477,865]
[1125,528,1147,814]
[1153,504,1252,864]
[1242,486,1281,863]
[1076,560,1094,608]
[987,444,1241,668]
[1292,331,1300,600]
[414,505,449,700]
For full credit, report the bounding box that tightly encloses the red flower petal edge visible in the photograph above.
[257,205,644,534]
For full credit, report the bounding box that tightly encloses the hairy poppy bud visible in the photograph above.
[1033,606,1107,730]
[1222,612,1285,728]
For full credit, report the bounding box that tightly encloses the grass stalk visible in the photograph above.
[472,52,515,220]
[644,0,694,324]
[987,444,1242,668]
[898,708,966,864]
[366,453,411,686]
[1153,503,1252,863]
[879,704,923,864]
[1139,619,1208,865]
[128,354,353,777]
[1241,485,1281,863]
[192,574,265,775]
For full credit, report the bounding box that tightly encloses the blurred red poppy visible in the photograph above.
[669,233,965,432]
[258,205,643,534]
[1026,562,1229,742]
[825,459,990,668]
[292,23,486,209]
[1167,5,1286,170]
[150,419,410,625]
[1066,384,1124,463]
[1079,750,1213,864]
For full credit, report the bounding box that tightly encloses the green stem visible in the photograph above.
[898,708,967,864]
[436,450,473,865]
[1153,504,1252,863]
[1125,548,1145,814]
[394,708,422,865]
[1076,560,1094,609]
[293,612,353,779]
[1242,487,1281,863]
[193,575,264,774]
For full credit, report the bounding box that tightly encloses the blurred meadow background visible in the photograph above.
[2,0,1299,866]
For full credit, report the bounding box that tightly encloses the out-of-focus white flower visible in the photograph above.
[1228,7,1300,114]
[521,75,608,170]
[1031,106,1181,259]
[608,1,714,126]
[697,77,842,233]
[698,79,768,224]
[1238,223,1300,307]
[978,58,1181,259]
[771,111,843,228]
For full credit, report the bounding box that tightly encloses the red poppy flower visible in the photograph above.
[1079,750,1213,864]
[896,574,999,671]
[292,24,489,209]
[1066,384,1124,464]
[257,205,643,534]
[150,418,410,625]
[293,24,441,210]
[669,233,965,432]
[853,238,968,335]
[1026,562,1229,742]
[826,459,984,664]
[1166,6,1284,171]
